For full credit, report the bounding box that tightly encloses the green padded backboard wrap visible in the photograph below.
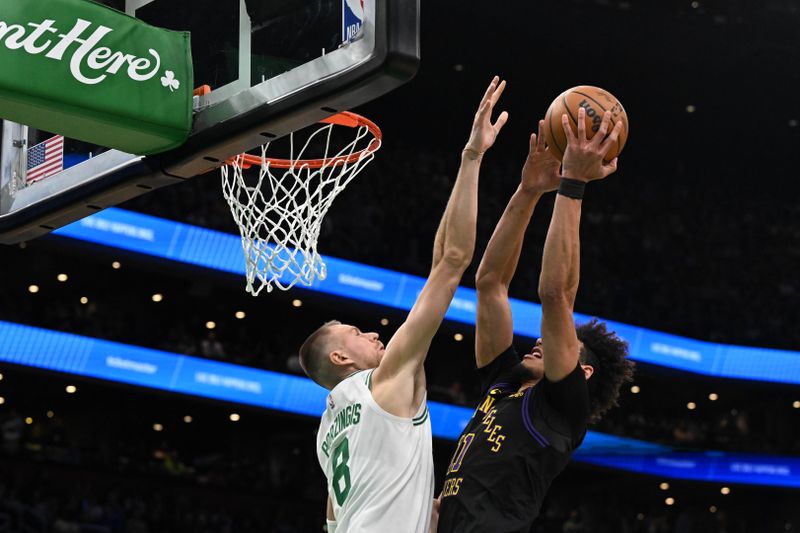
[0,0,193,155]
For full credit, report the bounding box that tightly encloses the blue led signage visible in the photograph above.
[1,320,798,488]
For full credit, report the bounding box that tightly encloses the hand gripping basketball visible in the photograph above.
[561,107,623,182]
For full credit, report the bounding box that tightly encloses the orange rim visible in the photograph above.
[226,111,382,170]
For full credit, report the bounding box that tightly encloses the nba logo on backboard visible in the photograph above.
[343,0,365,42]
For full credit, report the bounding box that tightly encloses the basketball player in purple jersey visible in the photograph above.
[436,108,635,532]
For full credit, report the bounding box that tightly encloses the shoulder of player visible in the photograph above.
[336,368,371,388]
[348,367,428,422]
[324,369,372,408]
[524,383,588,445]
[538,361,588,394]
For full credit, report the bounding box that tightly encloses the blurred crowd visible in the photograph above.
[1,388,796,533]
[0,462,312,533]
[0,375,325,533]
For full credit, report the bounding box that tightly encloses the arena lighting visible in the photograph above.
[183,415,193,423]
[686,104,696,113]
[709,393,719,401]
[721,487,731,495]
[57,273,68,282]
[659,482,670,490]
[709,506,717,513]
[151,293,163,302]
[665,497,675,506]
[46,410,54,418]
[0,372,3,381]
[153,423,163,432]
[454,333,464,341]
[687,402,697,410]
[631,385,641,394]
[235,311,246,319]
[380,318,389,326]
[691,1,700,8]
[292,299,303,308]
[27,284,39,293]
[65,385,77,394]
[793,400,800,409]
[79,296,89,305]
[636,513,644,521]
[111,261,121,269]
[229,413,241,422]
[0,397,5,405]
[206,321,216,330]
[25,417,33,424]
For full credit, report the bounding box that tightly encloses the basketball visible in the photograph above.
[543,86,629,162]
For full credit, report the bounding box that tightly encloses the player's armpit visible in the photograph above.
[476,346,519,394]
[371,262,463,417]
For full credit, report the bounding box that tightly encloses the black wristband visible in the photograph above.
[557,178,586,200]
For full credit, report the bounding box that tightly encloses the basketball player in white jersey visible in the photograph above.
[298,76,509,533]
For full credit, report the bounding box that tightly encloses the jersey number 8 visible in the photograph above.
[332,438,352,505]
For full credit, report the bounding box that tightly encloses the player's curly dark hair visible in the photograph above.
[576,318,635,423]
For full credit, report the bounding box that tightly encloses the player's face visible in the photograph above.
[521,338,545,379]
[523,338,592,381]
[337,324,385,369]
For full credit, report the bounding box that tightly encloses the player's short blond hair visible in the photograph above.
[299,320,342,388]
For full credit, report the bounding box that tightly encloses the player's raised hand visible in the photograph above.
[521,119,561,193]
[561,107,623,182]
[464,76,509,158]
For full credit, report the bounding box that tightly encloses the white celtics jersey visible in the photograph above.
[316,369,434,533]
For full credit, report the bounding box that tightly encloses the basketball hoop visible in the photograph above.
[221,111,382,295]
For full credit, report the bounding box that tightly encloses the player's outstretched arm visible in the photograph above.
[538,108,622,381]
[371,76,509,417]
[474,120,560,368]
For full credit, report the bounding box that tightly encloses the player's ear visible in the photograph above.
[329,349,350,367]
[581,364,594,381]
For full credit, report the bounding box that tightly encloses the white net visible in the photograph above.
[221,116,381,295]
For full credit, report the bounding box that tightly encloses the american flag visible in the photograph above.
[26,135,64,183]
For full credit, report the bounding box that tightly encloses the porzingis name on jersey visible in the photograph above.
[320,403,362,457]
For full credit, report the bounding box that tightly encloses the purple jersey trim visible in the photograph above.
[522,387,549,447]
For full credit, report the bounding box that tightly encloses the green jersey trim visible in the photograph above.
[412,405,429,426]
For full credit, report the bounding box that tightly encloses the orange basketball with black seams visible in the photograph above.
[543,86,629,163]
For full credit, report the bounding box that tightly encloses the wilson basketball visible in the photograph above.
[543,86,629,162]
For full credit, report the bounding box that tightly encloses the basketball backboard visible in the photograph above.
[0,0,419,243]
